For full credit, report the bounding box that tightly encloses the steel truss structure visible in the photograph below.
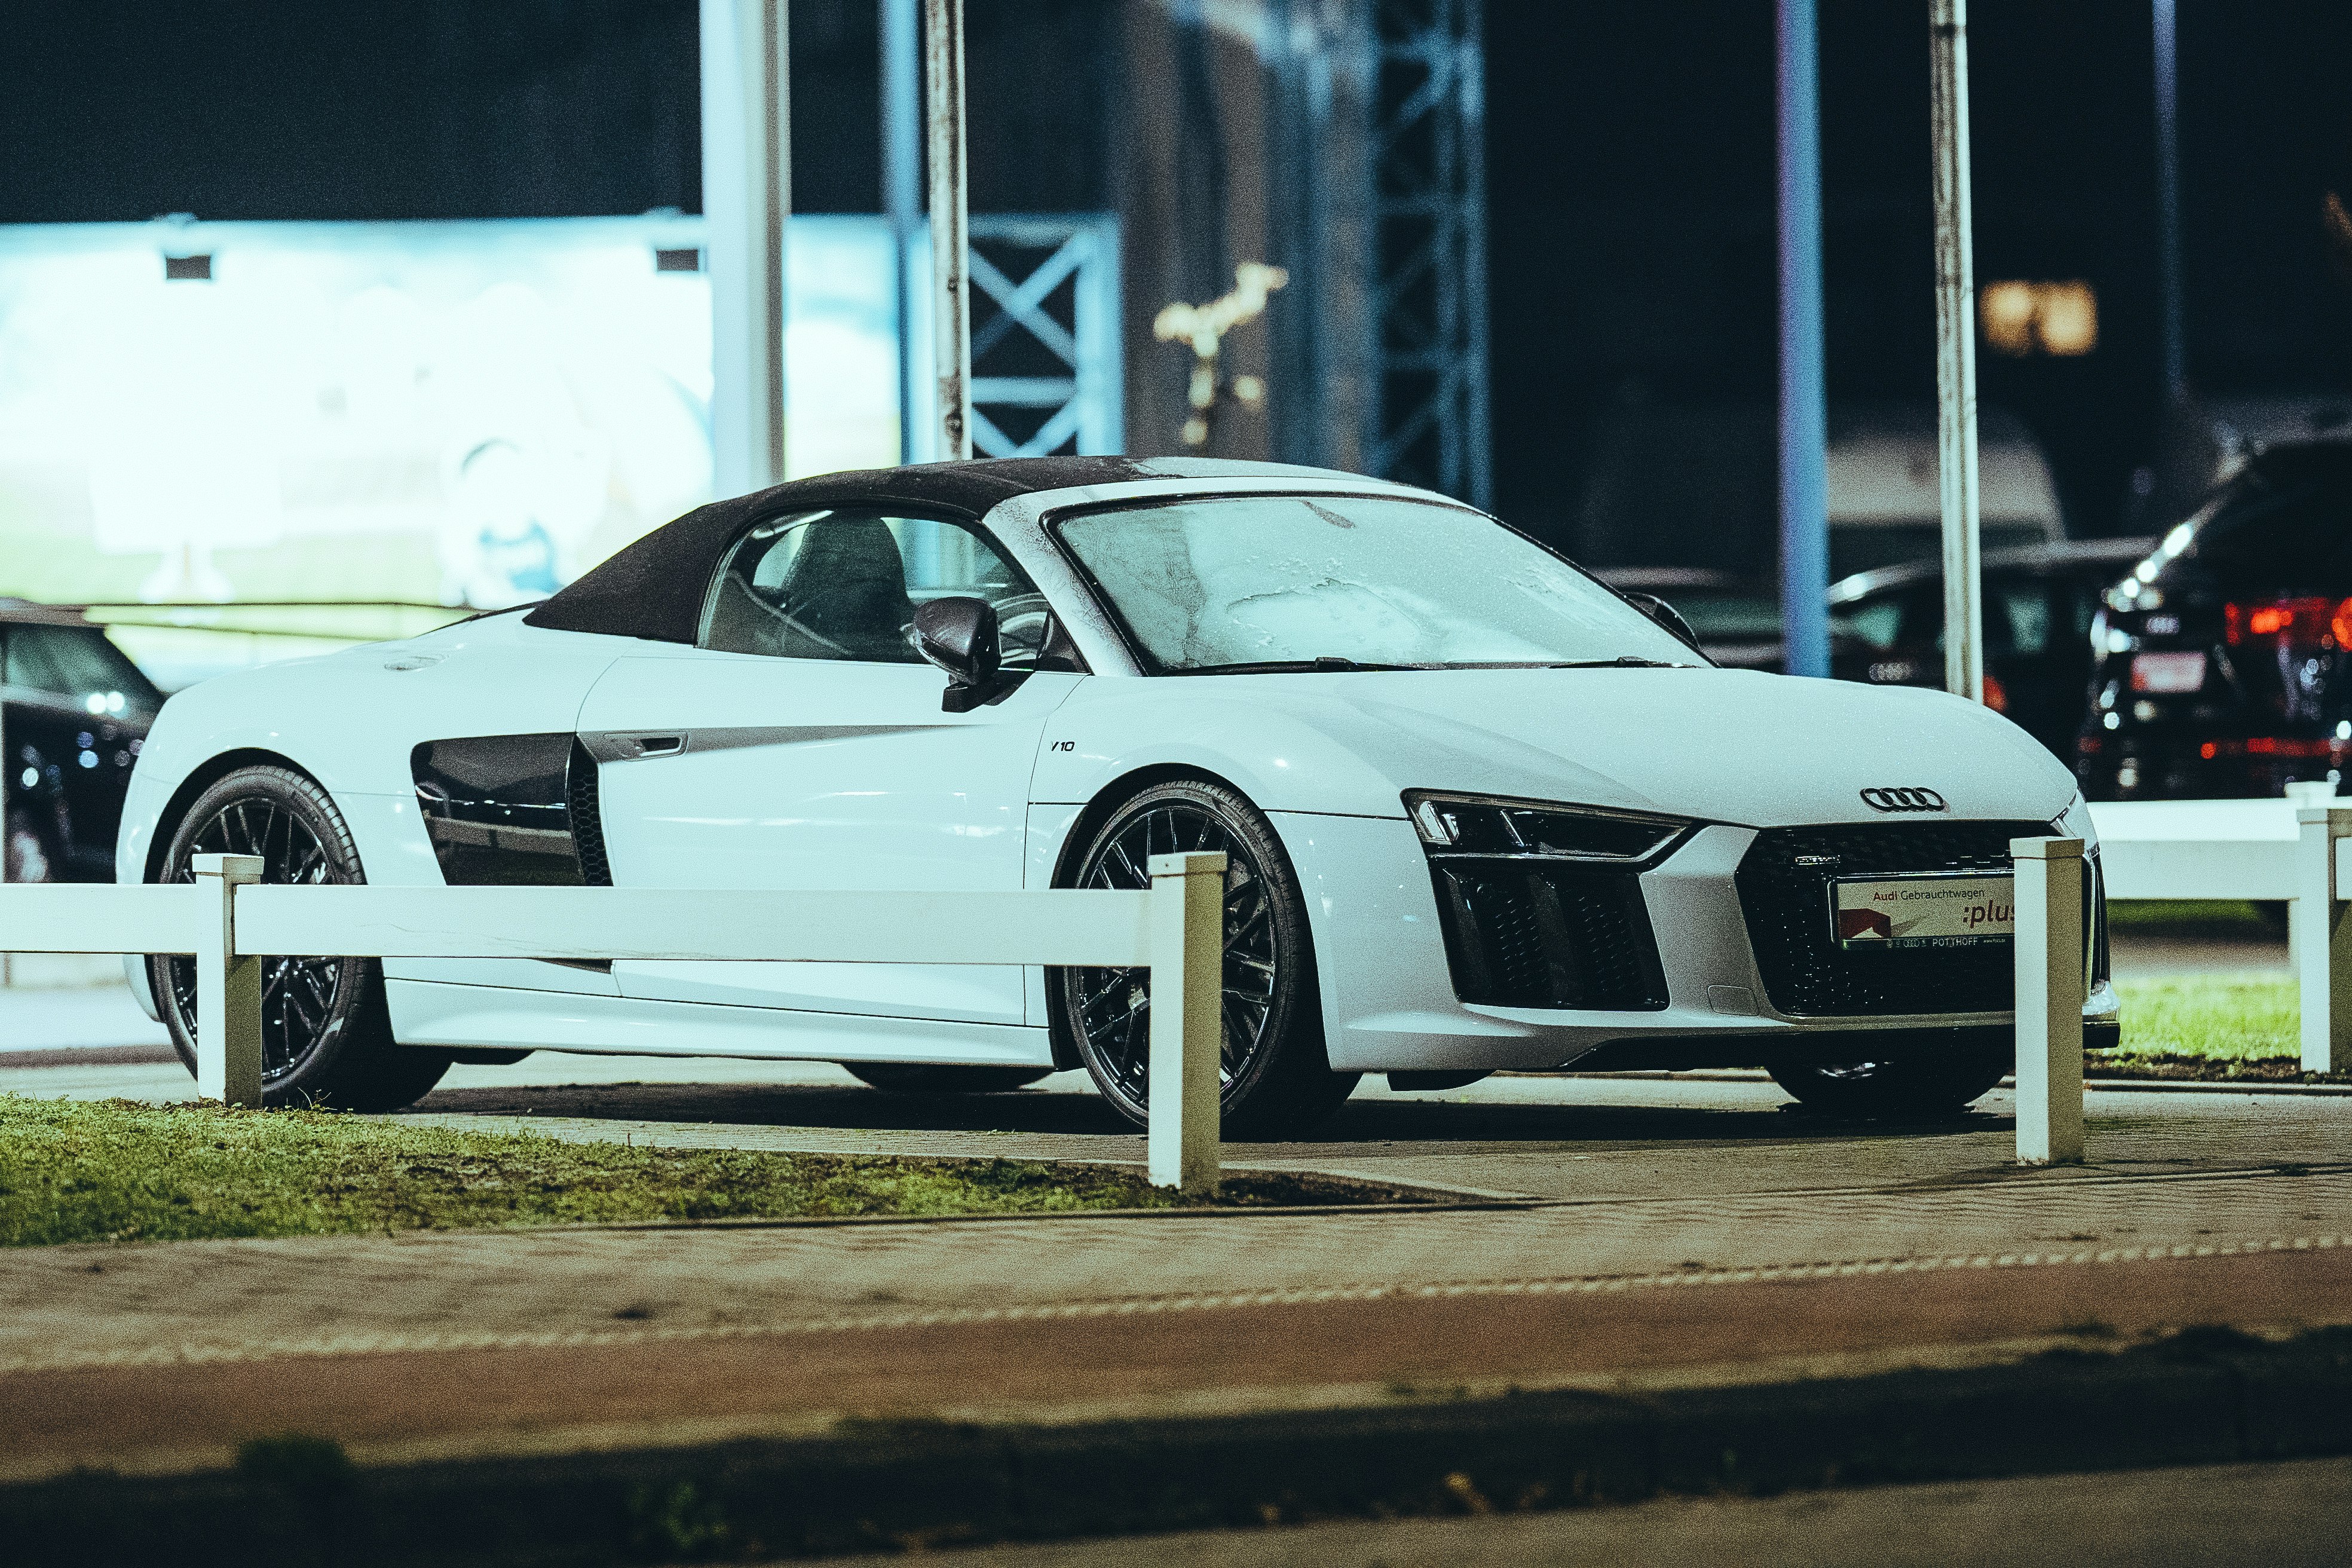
[1263,0,1490,508]
[1366,0,1491,509]
[966,215,1126,460]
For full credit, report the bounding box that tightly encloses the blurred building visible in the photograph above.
[4,1,2352,599]
[0,0,1493,614]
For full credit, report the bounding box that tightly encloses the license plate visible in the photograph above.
[1832,874,2014,950]
[2131,651,2206,694]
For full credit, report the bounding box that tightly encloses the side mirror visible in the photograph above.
[1621,591,1704,654]
[913,596,1004,712]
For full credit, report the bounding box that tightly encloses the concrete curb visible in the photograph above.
[6,1326,2351,1566]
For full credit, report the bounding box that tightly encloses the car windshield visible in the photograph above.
[1054,495,1701,673]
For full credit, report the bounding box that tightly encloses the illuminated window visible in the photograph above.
[1980,280,2097,357]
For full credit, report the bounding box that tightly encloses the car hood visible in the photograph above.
[1217,666,2076,826]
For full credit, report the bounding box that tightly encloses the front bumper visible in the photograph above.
[1277,813,2121,1075]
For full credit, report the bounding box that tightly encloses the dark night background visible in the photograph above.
[5,1,2348,550]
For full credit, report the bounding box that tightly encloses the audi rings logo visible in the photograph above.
[1860,786,1948,814]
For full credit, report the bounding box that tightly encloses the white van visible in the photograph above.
[1827,403,2066,578]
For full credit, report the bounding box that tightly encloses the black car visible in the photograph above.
[2079,440,2352,799]
[1825,538,2153,761]
[2,604,162,882]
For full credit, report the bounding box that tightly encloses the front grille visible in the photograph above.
[1429,860,1668,1010]
[1736,820,2047,1018]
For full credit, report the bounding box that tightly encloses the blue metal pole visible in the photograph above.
[882,0,921,462]
[2152,0,2185,400]
[1777,0,1830,679]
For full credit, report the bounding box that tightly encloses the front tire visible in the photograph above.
[1055,779,1359,1139]
[1769,1047,2008,1119]
[148,765,452,1110]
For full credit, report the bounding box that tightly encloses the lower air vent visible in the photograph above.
[1428,860,1668,1010]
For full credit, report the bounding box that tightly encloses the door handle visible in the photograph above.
[629,734,685,758]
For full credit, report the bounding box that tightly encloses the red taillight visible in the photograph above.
[1983,672,2008,712]
[2224,597,2352,647]
[2198,737,2345,760]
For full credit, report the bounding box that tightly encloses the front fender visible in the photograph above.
[1027,676,1639,820]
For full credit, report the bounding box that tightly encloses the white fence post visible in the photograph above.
[191,853,265,1107]
[1147,850,1225,1194]
[2294,804,2352,1074]
[2012,835,2085,1166]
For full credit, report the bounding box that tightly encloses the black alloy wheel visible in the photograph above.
[149,765,452,1110]
[1056,778,1358,1138]
[1768,1048,2009,1119]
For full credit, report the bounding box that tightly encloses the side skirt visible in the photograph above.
[384,978,1056,1067]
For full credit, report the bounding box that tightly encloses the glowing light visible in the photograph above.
[1980,280,2098,357]
[17,768,33,788]
[83,693,106,715]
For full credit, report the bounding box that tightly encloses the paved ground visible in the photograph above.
[5,948,2350,1529]
[5,1049,2350,1482]
[799,1455,2352,1568]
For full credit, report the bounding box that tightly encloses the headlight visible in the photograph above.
[1403,791,1693,866]
[2051,789,2100,853]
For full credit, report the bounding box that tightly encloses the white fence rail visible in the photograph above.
[16,788,2342,1181]
[2009,785,2352,1168]
[0,850,1230,1194]
[2090,785,2352,1076]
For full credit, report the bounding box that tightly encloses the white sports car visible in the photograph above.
[120,457,2117,1131]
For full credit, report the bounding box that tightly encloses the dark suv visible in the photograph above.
[2,604,162,881]
[2078,441,2352,799]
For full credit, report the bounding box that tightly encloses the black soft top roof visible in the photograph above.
[525,455,1368,645]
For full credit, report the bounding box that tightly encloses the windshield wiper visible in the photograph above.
[1544,656,1695,669]
[1172,656,1428,675]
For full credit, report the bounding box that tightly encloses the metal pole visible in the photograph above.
[2152,0,2185,400]
[1777,0,1829,680]
[882,0,922,462]
[700,0,790,494]
[1930,0,1984,702]
[924,0,972,461]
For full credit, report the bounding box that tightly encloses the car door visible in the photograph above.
[575,506,1080,1022]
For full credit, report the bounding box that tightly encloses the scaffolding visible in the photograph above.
[1365,0,1492,509]
[1263,0,1490,507]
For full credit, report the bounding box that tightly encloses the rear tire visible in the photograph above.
[1055,778,1359,1139]
[1768,1047,2008,1119]
[148,765,453,1111]
[844,1064,1052,1094]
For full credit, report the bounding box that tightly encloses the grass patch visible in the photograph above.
[2113,971,2298,1062]
[2098,970,2352,1082]
[0,1097,1422,1248]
